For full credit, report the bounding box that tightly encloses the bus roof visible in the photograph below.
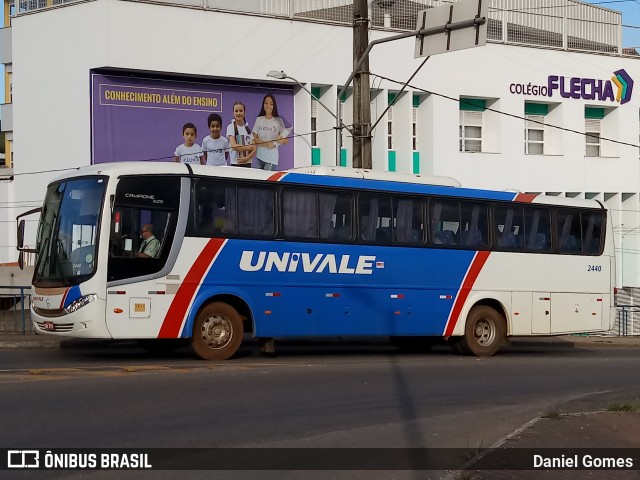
[50,162,603,209]
[53,162,461,187]
[288,166,462,188]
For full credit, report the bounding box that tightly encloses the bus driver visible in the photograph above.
[135,224,161,258]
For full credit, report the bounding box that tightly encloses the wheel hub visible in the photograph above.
[474,319,495,346]
[201,314,232,349]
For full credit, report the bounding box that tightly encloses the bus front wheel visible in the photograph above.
[192,302,243,360]
[458,306,505,357]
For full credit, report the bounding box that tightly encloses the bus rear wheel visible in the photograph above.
[192,302,243,360]
[458,306,505,357]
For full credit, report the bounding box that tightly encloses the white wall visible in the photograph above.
[3,0,640,284]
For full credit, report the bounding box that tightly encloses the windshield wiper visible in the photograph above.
[55,239,71,286]
[33,236,50,280]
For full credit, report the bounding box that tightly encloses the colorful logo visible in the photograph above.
[612,69,634,104]
[547,69,634,104]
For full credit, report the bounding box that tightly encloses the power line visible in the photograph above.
[6,126,345,179]
[373,73,640,149]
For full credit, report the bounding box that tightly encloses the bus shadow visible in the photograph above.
[54,335,595,363]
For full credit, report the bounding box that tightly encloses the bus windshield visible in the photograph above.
[33,177,107,287]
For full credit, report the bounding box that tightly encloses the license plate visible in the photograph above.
[43,321,55,331]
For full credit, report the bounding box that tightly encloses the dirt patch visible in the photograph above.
[504,411,640,448]
[462,412,640,480]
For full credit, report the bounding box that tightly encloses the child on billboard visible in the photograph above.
[201,113,230,166]
[173,123,204,165]
[252,94,290,171]
[226,101,256,168]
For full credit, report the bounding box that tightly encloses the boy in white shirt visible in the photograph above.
[173,123,204,165]
[201,113,230,166]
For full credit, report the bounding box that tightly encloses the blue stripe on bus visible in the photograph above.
[279,173,517,202]
[183,240,478,338]
[63,285,82,309]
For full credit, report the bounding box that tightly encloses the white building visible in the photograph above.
[1,0,640,289]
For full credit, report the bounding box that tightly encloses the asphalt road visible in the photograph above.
[1,340,639,480]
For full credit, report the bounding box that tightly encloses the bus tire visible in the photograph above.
[192,302,244,360]
[458,306,505,357]
[390,336,437,352]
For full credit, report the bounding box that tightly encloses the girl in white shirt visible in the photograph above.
[252,94,289,171]
[226,101,256,168]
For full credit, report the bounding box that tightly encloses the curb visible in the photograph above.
[0,335,639,350]
[0,339,61,349]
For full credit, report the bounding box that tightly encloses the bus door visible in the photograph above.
[531,292,551,334]
[105,176,185,338]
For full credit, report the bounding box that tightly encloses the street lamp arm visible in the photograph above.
[267,71,354,136]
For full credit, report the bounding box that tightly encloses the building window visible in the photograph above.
[585,107,604,157]
[6,71,12,104]
[412,107,417,151]
[459,98,485,153]
[524,103,548,155]
[5,140,12,169]
[459,111,482,152]
[387,106,393,150]
[311,98,318,147]
[585,123,600,157]
[525,115,544,154]
[339,100,345,150]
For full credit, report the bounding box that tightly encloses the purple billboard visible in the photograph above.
[91,73,295,170]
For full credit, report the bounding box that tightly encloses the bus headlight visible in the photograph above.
[64,294,98,314]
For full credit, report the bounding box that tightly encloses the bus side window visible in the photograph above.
[557,210,583,253]
[108,176,181,282]
[236,186,274,236]
[328,194,353,241]
[582,212,603,255]
[525,208,551,250]
[460,203,488,248]
[283,189,319,238]
[358,194,394,243]
[359,195,378,242]
[495,206,526,250]
[429,199,460,246]
[394,198,423,244]
[281,189,354,241]
[189,181,234,237]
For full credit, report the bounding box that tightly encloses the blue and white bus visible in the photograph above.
[20,162,616,359]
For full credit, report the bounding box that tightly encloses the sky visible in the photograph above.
[589,0,640,48]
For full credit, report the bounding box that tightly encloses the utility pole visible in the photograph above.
[341,0,486,170]
[352,0,372,169]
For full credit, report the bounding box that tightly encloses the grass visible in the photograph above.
[541,408,564,419]
[454,473,474,480]
[463,439,487,461]
[607,400,640,413]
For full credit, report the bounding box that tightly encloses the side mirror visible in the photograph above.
[16,207,40,270]
[16,207,40,252]
[17,219,26,250]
